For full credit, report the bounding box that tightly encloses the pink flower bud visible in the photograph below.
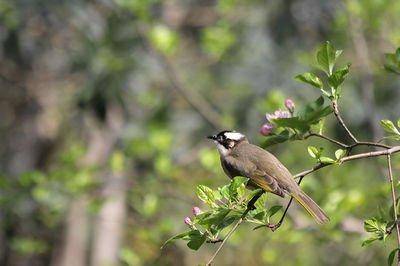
[284,98,295,112]
[192,207,201,216]
[184,217,192,225]
[260,123,274,136]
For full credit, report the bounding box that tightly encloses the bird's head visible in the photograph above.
[207,130,246,156]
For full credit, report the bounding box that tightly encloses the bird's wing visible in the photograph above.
[224,155,285,197]
[244,144,300,194]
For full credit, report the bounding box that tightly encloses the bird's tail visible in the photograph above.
[292,190,329,224]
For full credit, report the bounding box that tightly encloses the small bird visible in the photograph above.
[207,130,329,224]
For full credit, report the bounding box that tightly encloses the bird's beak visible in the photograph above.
[207,135,217,140]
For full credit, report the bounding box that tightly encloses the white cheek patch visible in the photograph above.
[216,142,229,156]
[224,132,244,141]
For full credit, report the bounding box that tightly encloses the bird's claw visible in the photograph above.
[266,222,281,232]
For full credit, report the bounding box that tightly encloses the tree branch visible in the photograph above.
[306,133,349,148]
[305,133,390,150]
[332,100,358,143]
[387,155,400,265]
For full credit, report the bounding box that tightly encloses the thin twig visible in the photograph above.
[332,100,358,143]
[387,155,400,265]
[206,191,263,265]
[306,133,390,150]
[306,133,349,148]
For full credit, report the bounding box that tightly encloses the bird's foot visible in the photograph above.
[266,222,282,232]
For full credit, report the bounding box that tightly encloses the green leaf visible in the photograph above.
[384,52,400,75]
[307,146,320,159]
[186,230,206,250]
[218,185,230,200]
[295,72,323,89]
[319,156,336,164]
[297,96,333,125]
[317,42,341,75]
[254,193,268,211]
[162,230,193,249]
[397,119,400,128]
[263,130,292,147]
[335,149,346,160]
[361,236,380,247]
[328,64,350,89]
[196,185,217,207]
[229,177,248,199]
[388,248,399,266]
[197,208,230,228]
[380,120,400,136]
[216,215,239,230]
[363,217,387,241]
[266,205,282,218]
[396,48,400,62]
[273,117,310,132]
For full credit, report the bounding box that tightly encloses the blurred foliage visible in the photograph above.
[0,0,400,266]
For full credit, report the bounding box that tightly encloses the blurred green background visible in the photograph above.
[1,0,400,265]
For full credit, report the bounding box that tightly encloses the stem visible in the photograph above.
[332,100,358,143]
[206,191,263,265]
[387,155,400,265]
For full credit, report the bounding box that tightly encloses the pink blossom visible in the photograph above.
[260,123,274,136]
[192,207,201,216]
[184,217,192,225]
[284,98,295,112]
[266,110,290,122]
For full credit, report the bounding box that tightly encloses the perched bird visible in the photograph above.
[207,130,329,224]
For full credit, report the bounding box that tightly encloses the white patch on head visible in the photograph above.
[215,142,229,156]
[223,132,245,141]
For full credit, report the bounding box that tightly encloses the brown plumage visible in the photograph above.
[209,131,329,224]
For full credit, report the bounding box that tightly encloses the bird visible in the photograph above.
[207,130,329,224]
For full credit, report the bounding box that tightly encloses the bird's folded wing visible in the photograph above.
[225,156,284,197]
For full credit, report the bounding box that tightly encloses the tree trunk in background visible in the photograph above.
[58,199,89,266]
[91,172,127,266]
[58,112,122,266]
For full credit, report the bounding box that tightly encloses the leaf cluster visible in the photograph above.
[162,177,282,250]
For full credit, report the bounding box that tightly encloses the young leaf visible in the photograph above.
[186,230,206,250]
[335,149,346,160]
[317,41,341,75]
[272,117,310,132]
[266,205,282,218]
[388,248,399,266]
[219,185,230,200]
[229,176,248,199]
[297,96,333,125]
[307,146,320,159]
[254,192,268,211]
[262,130,292,147]
[196,185,217,207]
[197,208,230,228]
[319,156,336,164]
[361,236,380,247]
[380,120,400,136]
[328,64,350,90]
[295,72,323,89]
[162,230,193,249]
